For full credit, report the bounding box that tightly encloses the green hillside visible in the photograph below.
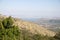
[0,16,60,40]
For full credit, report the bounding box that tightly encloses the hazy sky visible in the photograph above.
[0,0,60,18]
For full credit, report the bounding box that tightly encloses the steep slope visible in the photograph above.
[14,18,56,37]
[0,14,56,37]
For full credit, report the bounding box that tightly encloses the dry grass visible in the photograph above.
[14,18,56,37]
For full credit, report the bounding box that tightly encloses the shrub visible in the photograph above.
[0,16,20,40]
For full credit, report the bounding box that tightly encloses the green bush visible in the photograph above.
[2,16,13,28]
[0,16,20,40]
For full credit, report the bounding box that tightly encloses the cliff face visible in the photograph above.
[0,14,56,37]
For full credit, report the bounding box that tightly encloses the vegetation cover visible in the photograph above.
[0,16,20,40]
[0,16,60,40]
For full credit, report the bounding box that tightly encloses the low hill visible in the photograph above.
[0,14,56,37]
[32,18,60,32]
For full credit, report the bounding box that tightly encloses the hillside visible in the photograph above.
[31,18,60,32]
[0,14,56,37]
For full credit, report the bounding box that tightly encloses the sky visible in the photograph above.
[0,0,60,18]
